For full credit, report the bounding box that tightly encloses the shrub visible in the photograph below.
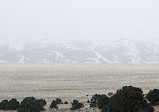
[72,99,78,106]
[70,99,84,110]
[0,100,8,110]
[36,99,46,107]
[6,98,19,110]
[56,98,62,104]
[0,99,19,110]
[108,92,113,97]
[101,105,108,112]
[90,94,109,109]
[50,100,58,109]
[18,97,46,112]
[146,89,159,105]
[105,86,154,112]
[64,101,68,104]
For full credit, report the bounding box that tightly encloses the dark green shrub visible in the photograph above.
[0,99,19,110]
[108,92,113,97]
[71,99,78,106]
[90,94,109,109]
[146,89,159,105]
[6,98,19,110]
[18,97,46,112]
[70,99,84,110]
[36,99,46,107]
[0,100,8,110]
[55,98,62,104]
[64,101,68,104]
[106,86,154,112]
[71,103,83,110]
[50,100,58,109]
[101,105,108,112]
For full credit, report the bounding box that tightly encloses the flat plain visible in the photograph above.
[0,63,159,102]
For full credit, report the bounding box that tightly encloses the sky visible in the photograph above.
[0,0,159,44]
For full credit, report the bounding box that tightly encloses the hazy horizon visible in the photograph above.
[0,0,159,63]
[0,0,159,45]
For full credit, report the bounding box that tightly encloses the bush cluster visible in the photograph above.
[18,97,46,112]
[146,89,159,105]
[0,86,159,112]
[70,99,84,110]
[50,100,58,109]
[50,98,66,109]
[90,94,109,109]
[105,86,154,112]
[0,98,19,110]
[89,86,154,112]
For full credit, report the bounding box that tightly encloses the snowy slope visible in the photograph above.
[0,39,159,63]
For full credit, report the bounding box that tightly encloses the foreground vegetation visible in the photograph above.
[0,86,159,112]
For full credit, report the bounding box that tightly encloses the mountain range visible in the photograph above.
[0,39,159,63]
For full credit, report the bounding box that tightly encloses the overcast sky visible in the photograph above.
[0,0,159,44]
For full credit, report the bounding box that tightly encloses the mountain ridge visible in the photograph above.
[0,39,159,63]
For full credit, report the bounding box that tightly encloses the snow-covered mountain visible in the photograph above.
[0,39,159,63]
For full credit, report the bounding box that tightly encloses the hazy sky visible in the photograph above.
[0,0,159,44]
